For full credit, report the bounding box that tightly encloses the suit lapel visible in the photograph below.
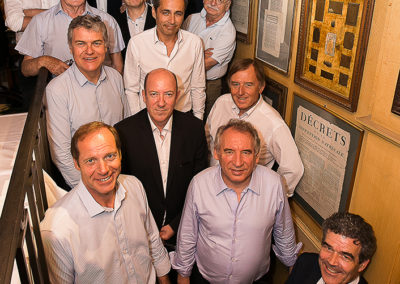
[166,112,181,195]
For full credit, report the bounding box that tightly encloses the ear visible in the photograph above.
[255,152,260,164]
[152,6,156,19]
[258,82,265,94]
[73,159,81,171]
[358,259,370,273]
[142,89,147,103]
[225,0,231,10]
[213,148,220,161]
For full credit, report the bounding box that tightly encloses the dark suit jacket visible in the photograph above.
[115,110,208,234]
[286,253,368,284]
[88,0,156,58]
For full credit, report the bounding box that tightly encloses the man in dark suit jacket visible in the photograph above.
[286,212,376,284]
[115,68,208,245]
[87,0,156,58]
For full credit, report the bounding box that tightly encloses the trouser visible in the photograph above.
[204,78,222,121]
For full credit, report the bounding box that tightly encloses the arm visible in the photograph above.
[41,230,75,283]
[270,124,304,196]
[169,179,199,277]
[20,9,46,31]
[190,38,206,120]
[3,0,45,32]
[177,274,190,284]
[204,48,218,71]
[21,55,69,77]
[123,39,142,115]
[110,52,123,74]
[157,274,171,284]
[45,85,80,188]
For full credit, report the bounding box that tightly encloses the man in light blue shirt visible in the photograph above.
[41,121,171,283]
[15,0,125,76]
[170,119,301,283]
[45,15,130,188]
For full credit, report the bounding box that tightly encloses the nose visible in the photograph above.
[238,84,245,95]
[97,160,109,175]
[157,94,166,107]
[169,13,176,25]
[233,152,243,167]
[327,252,340,265]
[210,0,218,5]
[86,43,94,54]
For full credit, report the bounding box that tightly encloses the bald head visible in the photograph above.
[144,68,178,92]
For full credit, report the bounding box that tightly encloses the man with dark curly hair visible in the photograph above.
[286,212,377,284]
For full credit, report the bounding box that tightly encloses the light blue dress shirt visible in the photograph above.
[41,174,171,283]
[170,165,301,283]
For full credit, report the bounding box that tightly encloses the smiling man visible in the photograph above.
[41,121,171,283]
[170,119,301,283]
[123,0,206,119]
[206,58,304,197]
[286,212,377,284]
[115,68,207,252]
[45,15,130,189]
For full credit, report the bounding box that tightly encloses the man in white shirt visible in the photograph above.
[206,58,304,196]
[41,121,171,283]
[182,0,235,119]
[15,0,125,76]
[4,0,58,42]
[124,0,206,119]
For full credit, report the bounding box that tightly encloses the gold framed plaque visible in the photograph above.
[295,0,375,111]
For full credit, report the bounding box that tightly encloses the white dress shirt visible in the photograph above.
[127,3,148,37]
[206,94,304,196]
[183,9,236,80]
[41,174,171,283]
[124,27,206,119]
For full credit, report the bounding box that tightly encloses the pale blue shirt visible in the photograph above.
[45,63,131,188]
[41,174,171,283]
[183,9,236,80]
[15,2,125,63]
[170,165,301,283]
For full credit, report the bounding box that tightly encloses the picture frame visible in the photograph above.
[391,70,400,116]
[262,77,288,119]
[290,94,363,225]
[230,0,253,43]
[255,0,297,74]
[295,0,375,112]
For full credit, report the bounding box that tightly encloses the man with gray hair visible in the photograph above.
[45,15,130,189]
[286,212,377,284]
[170,119,301,283]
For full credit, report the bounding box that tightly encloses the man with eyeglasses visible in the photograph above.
[45,15,130,189]
[182,0,235,119]
[205,58,304,197]
[286,212,377,284]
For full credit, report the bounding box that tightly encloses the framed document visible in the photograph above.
[391,70,400,116]
[290,94,363,225]
[262,77,288,118]
[295,0,375,111]
[231,0,253,43]
[255,0,297,74]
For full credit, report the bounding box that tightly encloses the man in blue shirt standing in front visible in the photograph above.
[170,119,301,283]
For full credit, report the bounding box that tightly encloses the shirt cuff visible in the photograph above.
[154,251,171,277]
[169,251,193,278]
[272,242,302,267]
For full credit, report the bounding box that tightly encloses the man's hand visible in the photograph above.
[21,55,69,77]
[157,274,171,284]
[204,48,214,59]
[204,48,218,71]
[177,274,190,284]
[159,224,175,240]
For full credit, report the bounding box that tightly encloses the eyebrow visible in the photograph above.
[322,241,356,261]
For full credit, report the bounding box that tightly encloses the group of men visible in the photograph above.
[5,0,378,283]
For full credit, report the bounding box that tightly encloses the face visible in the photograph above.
[70,27,107,82]
[318,230,370,284]
[214,128,259,192]
[142,69,178,130]
[203,0,231,19]
[153,0,185,38]
[229,65,265,116]
[74,128,121,207]
[125,0,145,8]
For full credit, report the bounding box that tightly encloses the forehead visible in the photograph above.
[72,27,103,40]
[324,231,362,257]
[146,71,177,92]
[231,66,259,83]
[77,129,117,157]
[221,128,254,149]
[158,0,185,11]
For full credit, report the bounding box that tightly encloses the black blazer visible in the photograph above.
[115,110,208,233]
[286,253,368,284]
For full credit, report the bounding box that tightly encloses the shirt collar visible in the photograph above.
[147,112,173,133]
[76,178,126,217]
[72,62,106,87]
[200,8,231,26]
[55,2,94,17]
[153,27,183,44]
[214,165,260,196]
[231,94,263,118]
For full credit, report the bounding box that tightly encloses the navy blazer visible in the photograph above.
[115,110,208,234]
[286,253,368,284]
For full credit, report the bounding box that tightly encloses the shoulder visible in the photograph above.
[174,111,203,129]
[191,166,218,188]
[118,174,147,199]
[296,252,319,264]
[133,27,153,41]
[254,165,282,184]
[103,65,122,80]
[89,7,118,25]
[211,93,233,111]
[46,67,73,94]
[115,109,146,130]
[181,29,202,43]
